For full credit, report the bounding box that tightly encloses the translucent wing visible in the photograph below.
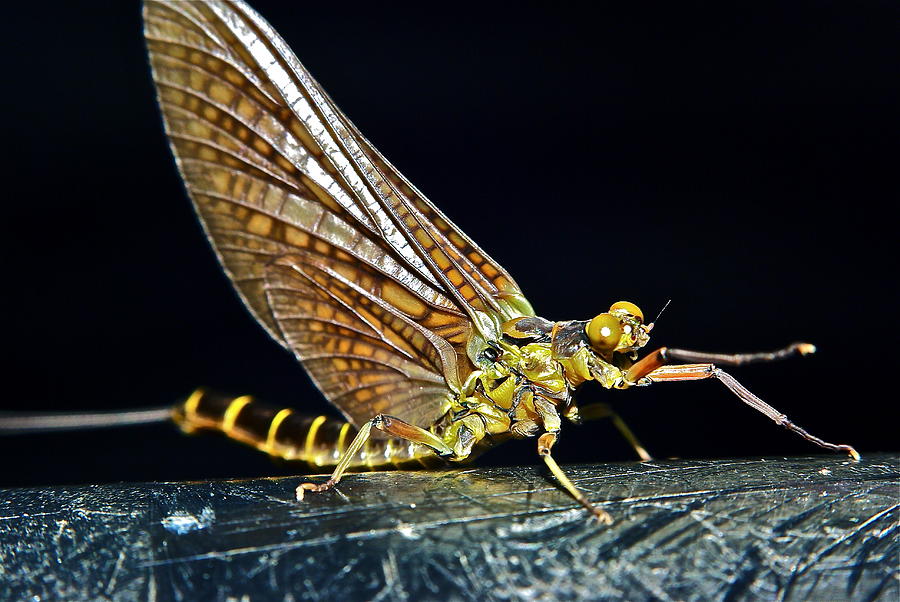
[143,0,533,428]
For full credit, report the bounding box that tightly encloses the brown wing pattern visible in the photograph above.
[264,256,462,427]
[144,0,531,428]
[228,0,534,322]
[342,125,528,315]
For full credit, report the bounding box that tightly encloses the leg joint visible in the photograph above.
[537,432,556,455]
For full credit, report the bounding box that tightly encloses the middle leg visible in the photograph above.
[537,432,613,524]
[577,402,652,461]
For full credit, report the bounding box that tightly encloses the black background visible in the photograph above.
[1,1,895,488]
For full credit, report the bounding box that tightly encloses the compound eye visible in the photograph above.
[609,300,644,322]
[586,313,624,351]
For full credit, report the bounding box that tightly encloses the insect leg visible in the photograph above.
[649,342,816,368]
[576,403,652,461]
[626,359,860,460]
[296,414,454,500]
[537,432,613,524]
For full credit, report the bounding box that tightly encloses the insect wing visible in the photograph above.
[143,0,530,428]
[328,111,534,322]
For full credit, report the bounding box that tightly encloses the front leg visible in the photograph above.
[660,342,816,366]
[624,342,816,384]
[624,347,859,460]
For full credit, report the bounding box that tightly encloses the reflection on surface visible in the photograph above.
[1,455,895,600]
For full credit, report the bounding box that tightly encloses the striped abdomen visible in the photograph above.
[173,390,440,470]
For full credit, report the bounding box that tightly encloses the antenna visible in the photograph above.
[647,299,672,330]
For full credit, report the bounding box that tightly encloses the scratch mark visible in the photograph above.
[779,503,899,602]
[160,507,216,535]
[0,511,63,521]
[372,550,407,602]
[689,510,743,564]
[54,519,70,541]
[146,571,157,602]
[105,548,127,594]
[721,545,762,601]
[845,521,899,597]
[772,495,851,534]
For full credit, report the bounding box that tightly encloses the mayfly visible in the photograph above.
[4,0,858,522]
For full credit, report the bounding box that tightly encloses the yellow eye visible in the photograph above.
[609,301,644,322]
[586,313,624,351]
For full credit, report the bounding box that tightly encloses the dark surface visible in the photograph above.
[0,2,896,486]
[1,454,897,601]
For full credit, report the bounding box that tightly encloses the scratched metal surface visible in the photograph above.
[0,455,896,601]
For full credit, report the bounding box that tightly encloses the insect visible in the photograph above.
[139,0,864,521]
[4,0,858,521]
